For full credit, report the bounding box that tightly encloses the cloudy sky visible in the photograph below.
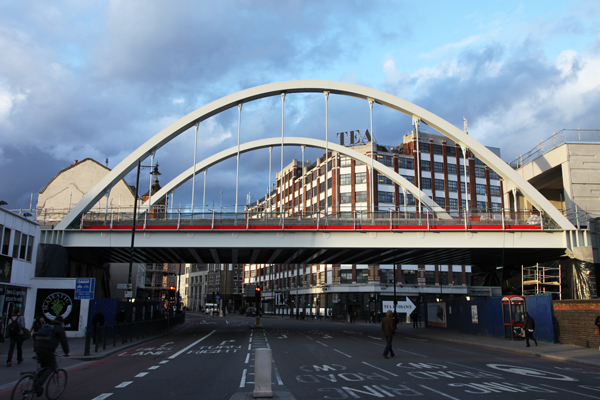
[1,0,599,210]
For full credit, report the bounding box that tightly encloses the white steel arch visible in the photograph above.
[144,137,451,219]
[56,80,575,230]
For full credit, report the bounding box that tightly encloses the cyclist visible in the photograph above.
[33,315,70,397]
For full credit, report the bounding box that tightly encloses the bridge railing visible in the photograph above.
[57,206,560,231]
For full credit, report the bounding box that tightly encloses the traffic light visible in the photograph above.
[168,286,176,304]
[255,286,261,299]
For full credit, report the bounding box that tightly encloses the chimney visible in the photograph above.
[74,160,78,164]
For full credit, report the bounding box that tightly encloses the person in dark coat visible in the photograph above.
[33,316,69,396]
[6,307,25,367]
[523,311,538,347]
[381,310,396,359]
[116,308,126,324]
[91,309,105,344]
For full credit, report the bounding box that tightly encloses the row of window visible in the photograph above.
[0,225,34,262]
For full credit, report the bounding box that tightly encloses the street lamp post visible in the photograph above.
[128,161,161,295]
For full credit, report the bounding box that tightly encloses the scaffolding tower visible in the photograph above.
[522,262,562,299]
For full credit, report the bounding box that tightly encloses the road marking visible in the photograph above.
[134,372,149,377]
[91,395,113,400]
[274,364,284,385]
[316,341,328,347]
[362,362,398,377]
[245,353,250,364]
[403,336,428,341]
[368,336,382,340]
[540,384,600,399]
[115,382,133,388]
[159,360,169,364]
[148,366,160,370]
[441,347,474,354]
[240,369,247,388]
[487,364,577,381]
[248,343,252,350]
[334,349,352,358]
[169,330,216,359]
[397,348,428,358]
[419,385,461,399]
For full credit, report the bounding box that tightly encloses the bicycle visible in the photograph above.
[11,354,68,400]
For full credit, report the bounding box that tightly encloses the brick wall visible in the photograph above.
[553,300,600,348]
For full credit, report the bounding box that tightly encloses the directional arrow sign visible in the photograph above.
[383,299,416,316]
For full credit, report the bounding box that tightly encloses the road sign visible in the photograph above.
[216,295,221,300]
[383,298,416,316]
[124,291,133,298]
[75,278,95,300]
[117,284,132,289]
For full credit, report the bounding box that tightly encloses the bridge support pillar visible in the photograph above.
[254,348,273,398]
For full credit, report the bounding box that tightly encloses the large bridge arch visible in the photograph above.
[145,136,451,219]
[55,80,575,230]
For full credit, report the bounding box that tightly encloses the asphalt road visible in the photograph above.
[2,313,600,400]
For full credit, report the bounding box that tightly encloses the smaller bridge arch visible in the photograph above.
[144,136,451,219]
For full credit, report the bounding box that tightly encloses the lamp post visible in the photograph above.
[128,161,161,296]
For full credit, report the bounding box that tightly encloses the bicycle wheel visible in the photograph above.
[11,374,35,400]
[45,369,67,400]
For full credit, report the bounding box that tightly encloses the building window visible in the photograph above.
[26,235,34,262]
[340,174,351,185]
[420,142,430,153]
[378,175,392,185]
[434,162,444,173]
[402,175,415,184]
[435,179,444,191]
[447,163,457,175]
[20,233,27,259]
[378,155,393,167]
[449,198,459,208]
[312,187,317,197]
[340,157,352,167]
[435,197,445,206]
[13,230,21,259]
[425,271,435,285]
[433,144,443,155]
[492,203,502,211]
[476,184,487,195]
[355,172,367,184]
[378,191,394,203]
[420,160,430,171]
[475,167,486,178]
[319,181,325,193]
[490,186,501,196]
[355,191,367,203]
[398,158,414,169]
[356,269,368,284]
[477,201,487,210]
[447,146,456,157]
[340,193,352,204]
[421,178,431,189]
[1,227,10,255]
[448,181,457,192]
[489,170,500,180]
[379,269,393,284]
[340,270,352,284]
[402,270,417,284]
[452,272,462,285]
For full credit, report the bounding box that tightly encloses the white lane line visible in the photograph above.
[441,347,474,354]
[134,372,149,378]
[273,363,284,385]
[362,362,398,377]
[419,385,461,400]
[333,349,352,358]
[446,361,503,377]
[245,353,250,364]
[403,336,428,341]
[169,330,216,359]
[148,366,160,370]
[115,382,133,388]
[91,395,113,400]
[316,341,328,347]
[248,343,252,350]
[540,384,600,399]
[159,360,169,364]
[240,369,247,388]
[249,337,253,342]
[368,336,382,340]
[397,348,428,358]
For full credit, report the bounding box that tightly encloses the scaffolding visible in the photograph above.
[522,263,562,299]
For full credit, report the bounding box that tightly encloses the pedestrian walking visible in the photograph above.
[116,307,126,324]
[411,309,420,328]
[6,307,25,367]
[523,311,538,347]
[381,310,396,359]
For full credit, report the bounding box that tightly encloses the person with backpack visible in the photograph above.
[6,307,25,367]
[33,315,70,397]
